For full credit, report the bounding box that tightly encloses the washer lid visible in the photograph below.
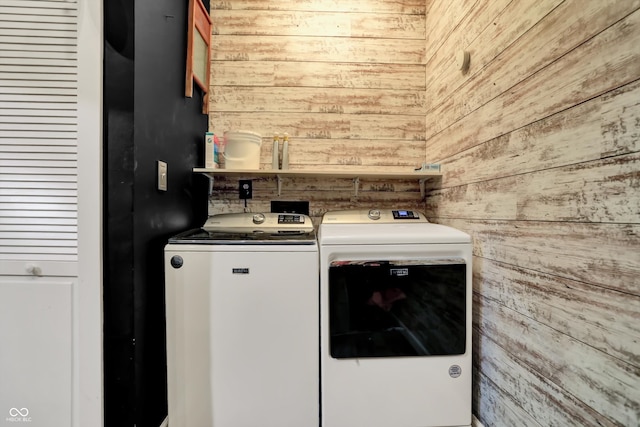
[321,209,428,224]
[168,227,316,245]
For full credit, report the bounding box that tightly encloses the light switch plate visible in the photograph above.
[157,160,167,191]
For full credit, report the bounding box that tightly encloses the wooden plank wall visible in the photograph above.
[207,0,429,218]
[422,1,640,426]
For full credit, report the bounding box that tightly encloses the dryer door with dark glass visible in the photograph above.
[328,258,467,358]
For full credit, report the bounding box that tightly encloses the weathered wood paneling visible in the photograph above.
[426,4,640,161]
[424,0,477,64]
[441,218,639,295]
[209,112,426,145]
[424,0,562,112]
[438,79,640,187]
[212,62,426,90]
[427,153,640,223]
[208,1,428,214]
[429,0,640,134]
[211,87,426,115]
[473,330,620,427]
[258,139,424,167]
[212,10,426,39]
[474,257,640,368]
[427,0,562,110]
[473,369,543,427]
[425,1,640,425]
[474,293,640,427]
[207,176,426,221]
[212,36,426,64]
[211,0,427,14]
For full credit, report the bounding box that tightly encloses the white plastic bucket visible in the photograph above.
[222,130,262,170]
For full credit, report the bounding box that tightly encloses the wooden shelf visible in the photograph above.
[193,167,442,198]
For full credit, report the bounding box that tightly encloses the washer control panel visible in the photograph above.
[278,214,305,224]
[204,212,311,232]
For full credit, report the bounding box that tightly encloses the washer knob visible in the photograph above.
[368,209,381,220]
[252,213,266,224]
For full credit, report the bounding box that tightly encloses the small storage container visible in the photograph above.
[222,130,262,170]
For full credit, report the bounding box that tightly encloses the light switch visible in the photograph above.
[157,160,168,191]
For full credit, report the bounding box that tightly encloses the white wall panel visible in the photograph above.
[0,278,73,427]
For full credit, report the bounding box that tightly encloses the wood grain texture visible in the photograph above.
[427,153,640,223]
[439,79,640,188]
[424,0,562,112]
[473,329,620,427]
[428,0,640,132]
[212,35,426,64]
[424,0,477,64]
[474,257,640,368]
[211,86,426,115]
[212,10,425,39]
[438,218,640,295]
[211,0,427,14]
[211,62,426,90]
[473,370,544,427]
[208,1,428,206]
[258,139,424,167]
[426,5,640,161]
[474,293,640,427]
[209,112,426,142]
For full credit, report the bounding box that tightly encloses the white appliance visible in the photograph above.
[164,212,319,427]
[319,209,472,427]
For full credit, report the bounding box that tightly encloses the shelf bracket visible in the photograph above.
[276,174,283,196]
[419,178,427,200]
[353,177,360,198]
[207,174,215,196]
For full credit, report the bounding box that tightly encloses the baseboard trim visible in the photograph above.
[161,413,480,426]
[473,414,485,427]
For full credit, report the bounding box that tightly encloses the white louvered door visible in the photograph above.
[0,0,79,276]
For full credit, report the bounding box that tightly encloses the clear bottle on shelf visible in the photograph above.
[272,133,280,170]
[281,132,289,169]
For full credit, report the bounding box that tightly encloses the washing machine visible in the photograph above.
[319,209,472,427]
[164,212,319,427]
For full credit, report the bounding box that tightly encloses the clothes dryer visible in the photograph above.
[319,209,472,427]
[165,212,319,427]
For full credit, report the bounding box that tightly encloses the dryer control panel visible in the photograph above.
[392,210,420,219]
[322,209,429,224]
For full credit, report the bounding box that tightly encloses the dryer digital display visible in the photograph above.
[392,210,419,219]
